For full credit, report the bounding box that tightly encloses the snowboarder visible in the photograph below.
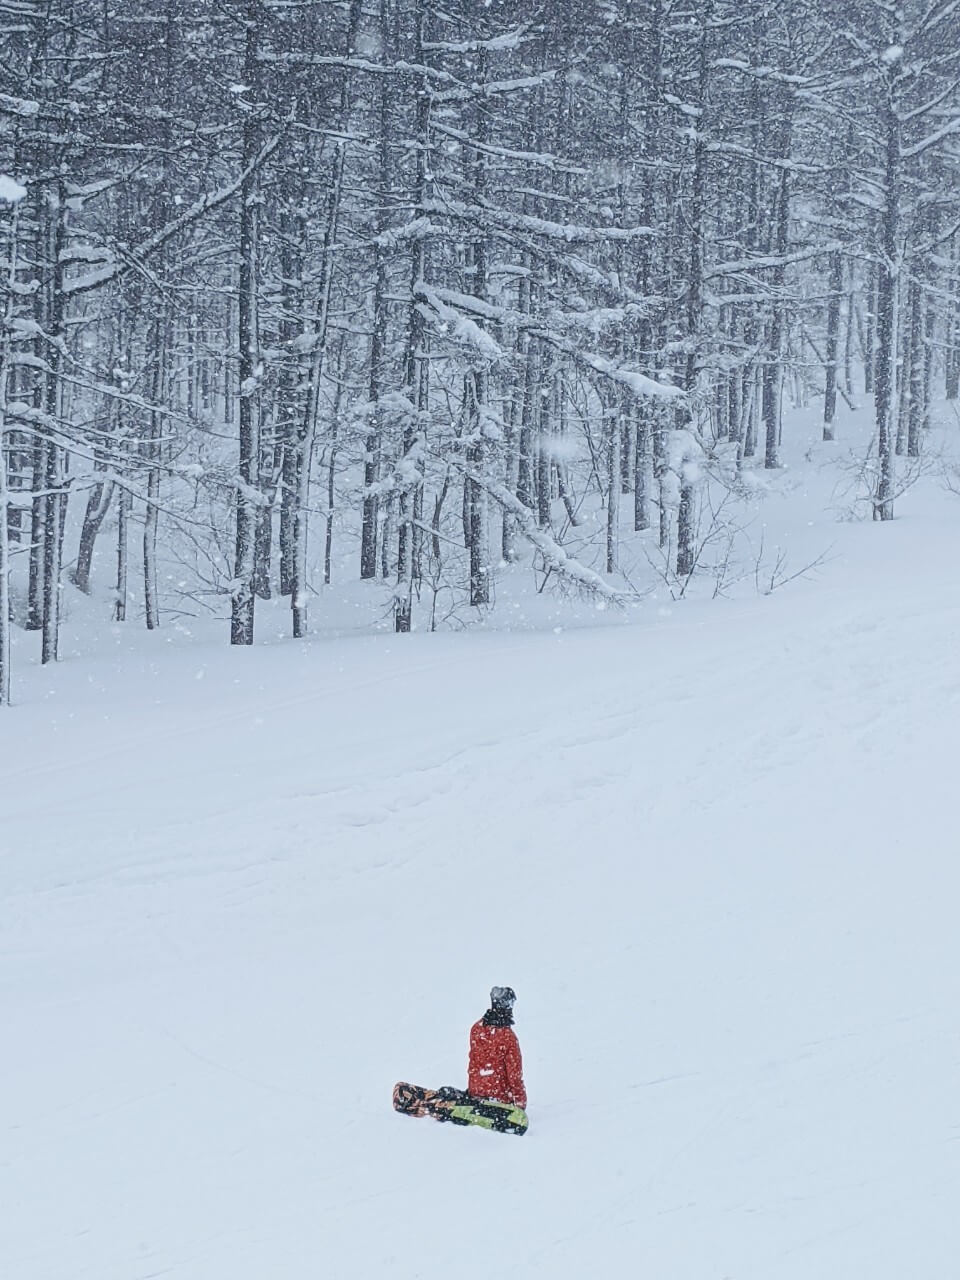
[467,986,526,1108]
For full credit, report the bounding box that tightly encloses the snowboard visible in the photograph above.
[392,1081,528,1136]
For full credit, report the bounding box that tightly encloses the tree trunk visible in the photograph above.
[922,295,935,432]
[41,177,67,666]
[292,159,343,637]
[74,475,114,595]
[41,439,63,665]
[231,15,263,645]
[764,157,790,469]
[253,422,277,601]
[0,415,10,706]
[26,179,45,632]
[465,47,491,608]
[823,250,843,440]
[517,334,539,513]
[396,0,431,633]
[143,347,162,630]
[634,408,650,533]
[945,235,959,399]
[361,0,391,581]
[324,337,346,585]
[115,483,129,623]
[863,257,877,395]
[843,257,856,400]
[606,398,621,574]
[676,12,711,576]
[906,277,924,458]
[278,194,304,598]
[535,371,553,531]
[500,384,520,561]
[874,101,899,521]
[465,369,490,606]
[0,201,19,705]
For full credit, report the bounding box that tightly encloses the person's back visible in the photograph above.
[467,986,526,1108]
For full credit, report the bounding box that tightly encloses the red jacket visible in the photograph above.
[468,1018,526,1108]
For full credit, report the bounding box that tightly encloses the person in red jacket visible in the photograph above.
[467,986,527,1109]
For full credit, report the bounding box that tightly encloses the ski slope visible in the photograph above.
[3,455,960,1278]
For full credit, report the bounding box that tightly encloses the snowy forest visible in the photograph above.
[2,0,960,701]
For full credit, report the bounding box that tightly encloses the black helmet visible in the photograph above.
[490,986,516,1011]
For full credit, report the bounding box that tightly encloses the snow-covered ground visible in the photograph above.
[3,413,960,1278]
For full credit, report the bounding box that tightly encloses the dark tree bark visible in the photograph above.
[906,276,924,458]
[763,150,790,469]
[73,475,114,595]
[823,250,843,441]
[396,0,431,633]
[360,0,392,582]
[874,100,899,521]
[231,12,263,645]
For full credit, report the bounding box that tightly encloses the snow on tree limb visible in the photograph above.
[459,467,632,605]
[704,241,843,282]
[63,132,283,296]
[431,121,588,174]
[711,59,819,87]
[417,282,511,326]
[901,115,960,160]
[371,216,435,249]
[414,287,669,390]
[432,72,558,105]
[0,92,39,119]
[527,331,683,403]
[256,53,399,75]
[571,351,684,402]
[422,198,654,244]
[423,28,532,54]
[416,283,504,362]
